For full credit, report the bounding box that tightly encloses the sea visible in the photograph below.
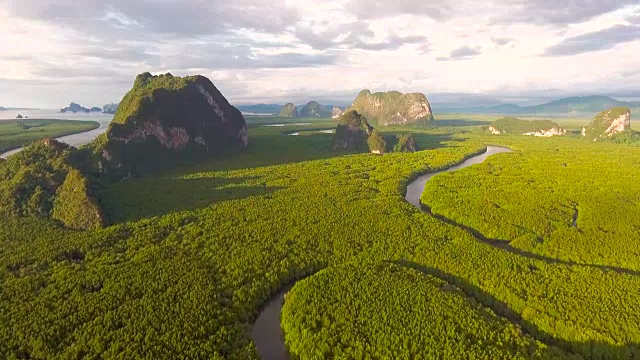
[0,109,114,158]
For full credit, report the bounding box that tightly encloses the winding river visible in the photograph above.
[251,145,512,359]
[405,146,513,208]
[0,121,110,158]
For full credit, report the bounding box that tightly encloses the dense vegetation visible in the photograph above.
[349,89,434,127]
[91,72,248,178]
[278,103,299,118]
[489,117,564,134]
[332,110,373,150]
[582,107,631,141]
[2,121,640,359]
[51,169,104,230]
[393,134,419,152]
[367,129,386,153]
[422,136,640,272]
[0,119,99,153]
[282,261,573,359]
[0,139,102,230]
[299,101,331,118]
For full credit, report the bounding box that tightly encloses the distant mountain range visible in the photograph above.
[0,106,5,111]
[438,96,640,116]
[237,103,346,115]
[236,104,284,114]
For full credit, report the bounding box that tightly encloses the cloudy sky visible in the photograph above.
[1,0,639,108]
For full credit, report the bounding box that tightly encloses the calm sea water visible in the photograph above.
[0,109,114,158]
[0,109,114,122]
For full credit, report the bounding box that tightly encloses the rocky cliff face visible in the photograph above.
[279,103,299,118]
[300,101,331,118]
[332,106,344,119]
[582,107,631,141]
[489,117,566,137]
[333,110,374,150]
[349,90,434,127]
[94,72,248,176]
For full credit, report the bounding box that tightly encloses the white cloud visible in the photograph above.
[0,0,639,108]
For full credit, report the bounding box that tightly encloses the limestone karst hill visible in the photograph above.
[93,72,248,176]
[349,90,434,127]
[582,107,632,141]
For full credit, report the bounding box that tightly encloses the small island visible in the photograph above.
[60,102,102,113]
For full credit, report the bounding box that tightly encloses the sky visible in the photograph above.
[0,0,639,108]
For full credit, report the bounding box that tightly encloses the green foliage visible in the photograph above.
[278,103,299,118]
[0,119,99,153]
[0,139,103,230]
[2,129,640,359]
[367,129,387,153]
[490,117,563,134]
[282,262,572,359]
[422,136,640,271]
[583,107,631,141]
[93,72,247,177]
[109,72,191,126]
[333,110,373,150]
[52,169,104,230]
[393,133,419,152]
[350,89,434,127]
[0,139,73,217]
[608,130,640,145]
[299,101,331,118]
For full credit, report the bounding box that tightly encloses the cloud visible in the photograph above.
[627,11,640,24]
[543,25,640,56]
[1,0,640,108]
[437,46,482,61]
[492,37,515,46]
[498,0,639,25]
[346,0,455,21]
[293,21,428,51]
[2,0,299,37]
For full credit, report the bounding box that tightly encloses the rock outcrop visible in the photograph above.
[16,114,23,119]
[393,134,419,152]
[93,72,248,176]
[367,129,387,154]
[348,90,434,127]
[103,103,119,114]
[61,103,91,113]
[333,110,374,150]
[332,106,344,119]
[582,107,631,141]
[0,138,103,230]
[52,168,104,230]
[488,117,566,137]
[279,103,299,118]
[300,101,331,118]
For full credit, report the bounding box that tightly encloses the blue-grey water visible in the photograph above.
[0,109,112,158]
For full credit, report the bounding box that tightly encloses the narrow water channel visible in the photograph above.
[251,145,512,359]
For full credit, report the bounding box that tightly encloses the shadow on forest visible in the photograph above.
[420,203,640,276]
[99,132,463,224]
[100,176,283,224]
[435,119,492,127]
[388,259,640,359]
[401,133,466,150]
